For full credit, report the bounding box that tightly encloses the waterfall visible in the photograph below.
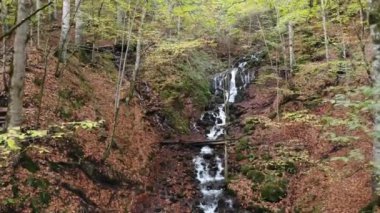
[193,53,260,213]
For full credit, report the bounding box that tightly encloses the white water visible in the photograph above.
[193,146,225,213]
[194,55,258,213]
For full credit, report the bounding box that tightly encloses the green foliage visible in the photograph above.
[240,164,252,175]
[260,179,287,202]
[282,110,319,124]
[20,154,40,173]
[236,152,245,161]
[237,137,250,151]
[27,176,51,211]
[246,170,265,183]
[323,132,359,146]
[330,149,365,163]
[143,40,225,132]
[162,108,190,134]
[0,120,105,167]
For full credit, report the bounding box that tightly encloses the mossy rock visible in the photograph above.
[236,153,245,161]
[246,170,265,183]
[260,180,287,202]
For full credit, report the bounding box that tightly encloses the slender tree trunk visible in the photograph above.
[29,20,33,47]
[36,0,41,48]
[7,0,31,128]
[103,3,138,161]
[321,0,329,61]
[1,1,8,91]
[58,0,70,63]
[36,39,52,127]
[370,0,380,201]
[53,0,58,20]
[358,0,366,38]
[74,0,83,46]
[177,16,181,37]
[357,1,372,82]
[288,21,295,72]
[127,6,146,103]
[337,0,347,59]
[116,1,124,27]
[257,15,273,67]
[274,7,287,69]
[248,15,252,46]
[2,37,6,91]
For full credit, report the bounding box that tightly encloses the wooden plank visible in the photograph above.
[0,107,7,113]
[160,135,248,146]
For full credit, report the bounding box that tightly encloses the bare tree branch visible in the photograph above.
[0,2,53,40]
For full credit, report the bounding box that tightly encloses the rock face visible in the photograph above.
[198,52,264,140]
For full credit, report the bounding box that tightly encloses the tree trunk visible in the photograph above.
[7,0,31,128]
[1,0,8,32]
[177,16,181,37]
[36,39,52,127]
[370,0,380,201]
[257,15,273,67]
[58,0,70,63]
[274,7,287,69]
[337,0,347,59]
[321,0,329,61]
[36,0,41,47]
[1,1,8,91]
[248,15,252,46]
[127,6,146,103]
[53,0,58,20]
[91,1,104,63]
[74,0,83,46]
[288,21,295,72]
[116,1,124,27]
[103,3,137,161]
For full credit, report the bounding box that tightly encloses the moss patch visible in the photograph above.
[260,179,287,203]
[246,170,265,184]
[142,40,226,133]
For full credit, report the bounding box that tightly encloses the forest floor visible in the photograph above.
[226,65,373,212]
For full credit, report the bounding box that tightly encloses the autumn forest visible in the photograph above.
[0,0,379,212]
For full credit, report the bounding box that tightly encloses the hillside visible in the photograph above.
[0,0,379,212]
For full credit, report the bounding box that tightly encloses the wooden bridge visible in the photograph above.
[160,135,247,146]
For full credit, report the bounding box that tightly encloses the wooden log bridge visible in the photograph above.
[160,135,247,146]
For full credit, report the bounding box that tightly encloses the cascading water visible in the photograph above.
[193,53,262,212]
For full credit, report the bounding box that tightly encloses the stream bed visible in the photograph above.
[193,53,262,212]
